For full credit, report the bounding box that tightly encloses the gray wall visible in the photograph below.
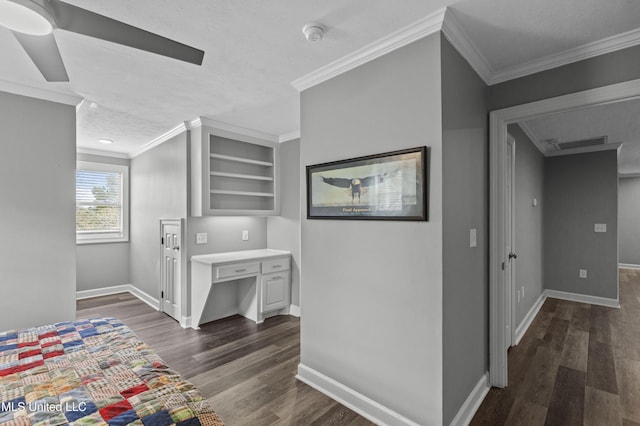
[489,44,640,111]
[267,139,301,309]
[509,124,545,325]
[300,34,444,425]
[544,151,618,299]
[619,176,640,265]
[130,132,188,299]
[0,91,76,329]
[76,153,131,291]
[441,37,489,425]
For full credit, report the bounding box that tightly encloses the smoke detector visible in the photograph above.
[303,23,326,42]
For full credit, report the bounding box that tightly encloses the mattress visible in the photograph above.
[0,317,223,426]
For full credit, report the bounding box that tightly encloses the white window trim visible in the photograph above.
[76,161,129,244]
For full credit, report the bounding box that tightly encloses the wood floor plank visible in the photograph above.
[544,366,586,426]
[515,346,561,407]
[469,388,516,425]
[503,398,547,426]
[583,386,623,426]
[541,317,570,353]
[560,328,588,372]
[616,357,640,423]
[587,337,618,394]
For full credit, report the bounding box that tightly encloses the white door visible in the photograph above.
[506,136,517,348]
[160,219,183,321]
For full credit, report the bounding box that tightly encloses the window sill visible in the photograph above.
[77,237,129,245]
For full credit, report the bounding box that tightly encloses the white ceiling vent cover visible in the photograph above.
[551,136,608,150]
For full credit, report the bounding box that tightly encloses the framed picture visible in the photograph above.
[306,146,428,221]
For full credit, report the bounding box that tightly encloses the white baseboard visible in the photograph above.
[296,364,421,426]
[545,289,619,309]
[76,285,131,300]
[289,304,301,317]
[619,263,640,270]
[181,316,192,329]
[449,372,490,426]
[76,284,160,311]
[515,292,546,345]
[128,286,160,310]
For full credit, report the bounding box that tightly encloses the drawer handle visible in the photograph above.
[270,276,283,280]
[272,265,282,268]
[235,269,247,273]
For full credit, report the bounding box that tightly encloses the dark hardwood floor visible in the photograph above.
[76,295,375,426]
[78,269,640,425]
[472,268,640,426]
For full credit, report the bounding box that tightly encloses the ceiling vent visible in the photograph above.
[545,136,608,150]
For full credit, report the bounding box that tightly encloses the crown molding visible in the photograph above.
[130,122,188,158]
[279,130,300,143]
[190,117,279,142]
[77,147,130,159]
[440,9,493,84]
[489,26,640,85]
[0,79,83,106]
[291,8,447,92]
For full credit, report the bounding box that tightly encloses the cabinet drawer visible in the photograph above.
[262,258,290,274]
[216,262,259,280]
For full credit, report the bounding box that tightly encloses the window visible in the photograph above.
[76,161,129,244]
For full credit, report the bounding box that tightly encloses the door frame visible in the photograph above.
[160,218,187,327]
[506,135,516,348]
[489,78,640,388]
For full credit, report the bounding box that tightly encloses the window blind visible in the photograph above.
[76,169,123,234]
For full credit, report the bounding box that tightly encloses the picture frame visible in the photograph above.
[306,146,428,221]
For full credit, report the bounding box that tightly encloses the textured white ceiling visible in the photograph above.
[1,0,640,158]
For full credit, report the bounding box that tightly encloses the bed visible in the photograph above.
[0,317,223,426]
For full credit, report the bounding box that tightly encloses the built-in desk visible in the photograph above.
[190,249,291,329]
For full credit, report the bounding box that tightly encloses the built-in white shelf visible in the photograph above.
[210,153,273,167]
[191,129,279,216]
[210,171,274,181]
[211,189,275,197]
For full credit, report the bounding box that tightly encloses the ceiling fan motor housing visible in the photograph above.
[1,0,57,35]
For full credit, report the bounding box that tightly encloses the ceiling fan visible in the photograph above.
[0,0,204,82]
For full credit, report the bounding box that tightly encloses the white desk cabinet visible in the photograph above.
[190,249,290,329]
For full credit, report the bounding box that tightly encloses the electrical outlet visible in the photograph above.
[242,230,249,241]
[579,269,587,278]
[196,233,207,244]
[594,223,607,233]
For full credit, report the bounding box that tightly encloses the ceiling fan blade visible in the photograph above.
[12,32,69,82]
[52,1,204,65]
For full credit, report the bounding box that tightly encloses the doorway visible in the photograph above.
[489,78,640,387]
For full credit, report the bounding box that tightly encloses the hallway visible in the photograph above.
[471,268,640,425]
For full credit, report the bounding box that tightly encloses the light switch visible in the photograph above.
[196,233,207,244]
[470,228,477,248]
[594,224,607,233]
[579,269,587,278]
[532,198,537,207]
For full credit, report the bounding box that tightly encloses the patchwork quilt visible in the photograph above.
[0,318,223,426]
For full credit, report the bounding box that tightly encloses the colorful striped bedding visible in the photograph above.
[0,318,223,426]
